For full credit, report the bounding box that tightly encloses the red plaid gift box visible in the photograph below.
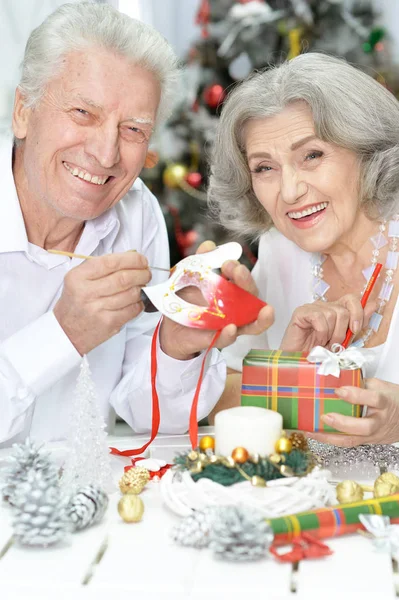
[241,349,363,433]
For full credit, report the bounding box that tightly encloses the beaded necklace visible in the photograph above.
[311,216,399,348]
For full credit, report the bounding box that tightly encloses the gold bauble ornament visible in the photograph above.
[289,432,308,451]
[119,467,150,495]
[231,447,249,463]
[118,494,144,523]
[275,436,293,454]
[162,164,189,189]
[336,480,364,504]
[199,436,215,452]
[374,472,399,498]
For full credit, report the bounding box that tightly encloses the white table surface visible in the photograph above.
[0,426,397,600]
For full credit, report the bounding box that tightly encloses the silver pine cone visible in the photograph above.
[12,468,70,546]
[171,507,219,548]
[65,485,108,531]
[2,440,56,505]
[209,505,274,561]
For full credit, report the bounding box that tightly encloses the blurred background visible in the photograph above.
[1,0,399,264]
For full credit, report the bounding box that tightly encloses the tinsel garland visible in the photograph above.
[174,448,312,486]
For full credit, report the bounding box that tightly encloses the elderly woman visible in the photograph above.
[208,53,399,446]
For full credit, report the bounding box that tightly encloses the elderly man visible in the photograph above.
[0,2,274,447]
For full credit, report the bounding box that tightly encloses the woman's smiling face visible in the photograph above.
[244,102,362,254]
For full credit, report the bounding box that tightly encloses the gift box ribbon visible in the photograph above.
[307,343,368,378]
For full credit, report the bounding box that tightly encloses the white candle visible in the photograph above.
[214,406,283,457]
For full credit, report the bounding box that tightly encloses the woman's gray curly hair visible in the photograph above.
[18,2,179,125]
[208,52,399,238]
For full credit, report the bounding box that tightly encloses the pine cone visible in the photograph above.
[119,467,150,494]
[171,508,218,549]
[289,432,308,451]
[2,440,57,505]
[209,506,273,561]
[66,485,108,531]
[12,469,70,546]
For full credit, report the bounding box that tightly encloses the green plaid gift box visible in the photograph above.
[241,349,363,433]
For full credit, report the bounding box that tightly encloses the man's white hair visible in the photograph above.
[18,2,180,124]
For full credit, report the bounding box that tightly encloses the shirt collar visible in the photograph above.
[0,135,120,256]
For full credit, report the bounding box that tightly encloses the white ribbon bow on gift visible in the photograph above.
[307,344,368,378]
[359,514,399,558]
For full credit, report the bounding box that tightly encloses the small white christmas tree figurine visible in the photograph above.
[61,356,113,494]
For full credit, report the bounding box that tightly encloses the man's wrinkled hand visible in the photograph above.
[54,252,151,355]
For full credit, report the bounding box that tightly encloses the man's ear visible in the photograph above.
[12,87,31,140]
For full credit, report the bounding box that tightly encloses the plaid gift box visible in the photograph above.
[241,349,363,433]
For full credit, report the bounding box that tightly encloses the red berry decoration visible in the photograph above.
[203,84,226,109]
[186,172,203,188]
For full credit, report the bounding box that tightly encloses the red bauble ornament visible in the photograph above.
[186,172,203,189]
[203,84,226,109]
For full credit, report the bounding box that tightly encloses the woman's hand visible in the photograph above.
[159,241,274,360]
[280,294,374,352]
[308,379,399,447]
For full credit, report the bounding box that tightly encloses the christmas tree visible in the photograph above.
[141,0,394,267]
[60,356,113,495]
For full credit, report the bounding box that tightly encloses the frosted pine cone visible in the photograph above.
[209,506,273,561]
[66,485,108,531]
[2,440,57,505]
[12,468,70,546]
[171,508,218,549]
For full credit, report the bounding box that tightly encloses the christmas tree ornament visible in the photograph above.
[186,171,203,189]
[118,494,144,523]
[275,435,293,455]
[162,163,189,189]
[231,447,249,464]
[60,356,113,495]
[374,473,399,498]
[209,505,274,561]
[2,440,56,505]
[12,468,71,547]
[66,485,108,531]
[199,436,215,452]
[203,84,226,109]
[289,432,308,451]
[336,480,364,504]
[119,467,150,495]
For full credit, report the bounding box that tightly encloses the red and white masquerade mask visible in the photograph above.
[142,242,266,330]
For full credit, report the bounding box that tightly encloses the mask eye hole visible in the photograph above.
[175,286,208,307]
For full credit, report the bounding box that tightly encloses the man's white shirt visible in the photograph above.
[0,136,226,447]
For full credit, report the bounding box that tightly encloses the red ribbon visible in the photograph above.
[110,321,221,457]
[270,533,333,563]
